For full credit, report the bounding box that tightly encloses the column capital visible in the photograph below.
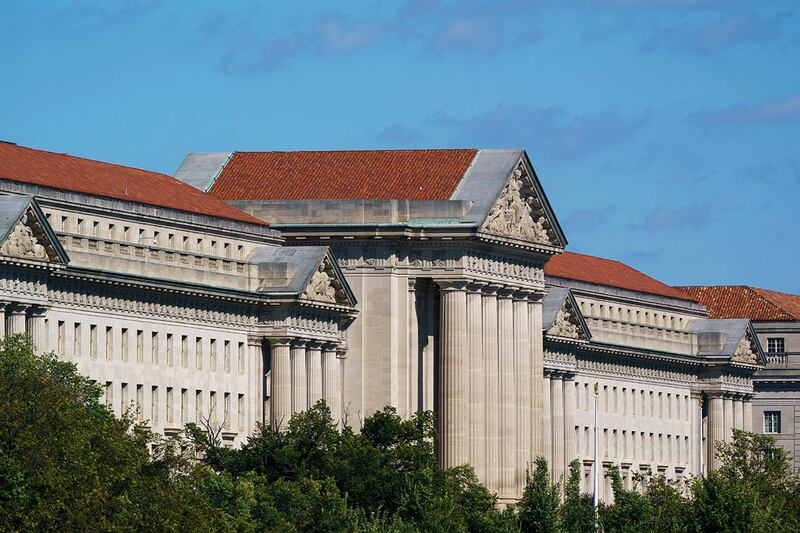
[322,342,339,353]
[266,337,293,347]
[496,287,516,299]
[6,303,29,315]
[466,281,487,293]
[435,279,469,292]
[305,340,324,350]
[408,277,417,292]
[291,339,308,349]
[27,305,50,318]
[247,335,263,347]
[482,283,502,296]
[512,289,533,301]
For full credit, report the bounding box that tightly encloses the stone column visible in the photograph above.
[269,338,292,431]
[743,398,753,433]
[708,394,724,470]
[467,284,485,480]
[543,372,552,471]
[529,296,544,460]
[291,340,308,414]
[322,343,341,424]
[497,287,517,499]
[733,397,744,433]
[0,303,7,339]
[306,342,323,407]
[513,291,531,493]
[437,280,469,469]
[28,306,49,353]
[723,396,734,442]
[6,303,27,335]
[551,375,565,484]
[408,279,420,414]
[482,285,500,494]
[690,394,702,476]
[563,375,576,478]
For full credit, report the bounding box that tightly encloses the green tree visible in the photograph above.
[600,465,651,533]
[560,459,595,533]
[518,457,562,533]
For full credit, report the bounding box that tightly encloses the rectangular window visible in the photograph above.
[224,393,231,430]
[767,338,785,353]
[105,326,113,361]
[151,332,159,364]
[210,339,217,370]
[136,330,143,363]
[223,242,230,258]
[224,340,231,373]
[196,337,203,370]
[105,381,113,409]
[166,387,174,424]
[237,244,244,259]
[210,391,217,426]
[92,220,100,237]
[121,383,129,414]
[181,335,188,368]
[153,231,160,246]
[182,235,189,251]
[121,328,129,361]
[61,215,69,231]
[136,384,144,420]
[90,325,97,359]
[138,228,146,243]
[181,388,188,424]
[195,390,203,423]
[238,342,245,374]
[238,394,245,431]
[77,218,85,233]
[764,411,781,434]
[108,223,115,237]
[151,386,159,424]
[168,233,175,247]
[123,226,131,241]
[166,333,174,367]
[58,321,66,356]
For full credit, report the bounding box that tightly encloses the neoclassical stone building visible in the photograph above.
[0,142,768,503]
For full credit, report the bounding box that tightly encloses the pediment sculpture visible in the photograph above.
[482,164,551,245]
[547,300,582,339]
[0,213,49,261]
[302,262,338,303]
[732,333,758,364]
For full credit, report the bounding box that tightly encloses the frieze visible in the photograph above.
[575,354,695,385]
[0,271,49,297]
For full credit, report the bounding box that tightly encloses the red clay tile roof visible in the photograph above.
[0,142,266,226]
[674,286,800,320]
[208,149,479,201]
[545,251,697,301]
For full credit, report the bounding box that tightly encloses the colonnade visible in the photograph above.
[435,280,545,501]
[0,302,49,350]
[269,338,342,430]
[705,392,752,470]
[542,370,576,485]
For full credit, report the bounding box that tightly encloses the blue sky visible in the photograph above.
[1,1,798,292]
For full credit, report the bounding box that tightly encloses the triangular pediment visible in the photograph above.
[546,295,590,341]
[0,196,67,264]
[480,160,562,247]
[301,255,351,306]
[732,329,761,365]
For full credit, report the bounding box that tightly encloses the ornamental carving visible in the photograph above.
[1,213,48,261]
[481,164,552,245]
[548,301,582,339]
[732,332,758,365]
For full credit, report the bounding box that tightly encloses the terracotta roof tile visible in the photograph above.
[675,286,800,320]
[208,149,479,201]
[0,142,266,226]
[545,251,697,301]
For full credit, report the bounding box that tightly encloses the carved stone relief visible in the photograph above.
[481,163,552,245]
[1,212,48,261]
[548,299,582,339]
[732,332,759,365]
[301,258,347,304]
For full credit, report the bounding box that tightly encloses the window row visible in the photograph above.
[55,321,246,373]
[578,300,688,330]
[101,381,246,432]
[579,382,692,421]
[578,425,690,466]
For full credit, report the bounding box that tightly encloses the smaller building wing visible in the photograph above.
[0,195,68,264]
[542,287,591,341]
[687,318,766,365]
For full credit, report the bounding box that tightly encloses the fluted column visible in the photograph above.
[322,344,341,424]
[248,336,264,427]
[7,304,27,335]
[423,287,436,413]
[408,279,420,414]
[0,303,7,339]
[291,340,308,414]
[28,306,49,353]
[563,375,576,478]
[690,394,702,476]
[743,398,753,433]
[733,397,744,432]
[543,372,552,470]
[723,396,734,442]
[529,297,544,460]
[708,394,724,470]
[482,285,500,494]
[467,284,485,480]
[437,280,469,468]
[306,342,323,407]
[513,291,531,493]
[551,376,565,484]
[497,288,516,498]
[270,338,292,431]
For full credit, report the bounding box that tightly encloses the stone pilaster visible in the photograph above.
[408,279,419,415]
[513,291,531,493]
[322,344,341,424]
[291,340,308,414]
[529,297,544,460]
[543,373,552,471]
[708,394,724,470]
[497,287,516,498]
[563,375,576,478]
[27,306,49,353]
[248,336,264,428]
[0,303,6,339]
[690,394,702,476]
[269,338,292,431]
[306,342,323,407]
[6,303,27,335]
[437,280,469,469]
[551,376,565,484]
[723,396,734,442]
[733,397,744,432]
[743,398,753,433]
[467,284,485,481]
[482,285,500,495]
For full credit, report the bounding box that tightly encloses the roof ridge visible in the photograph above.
[9,142,172,178]
[233,148,479,155]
